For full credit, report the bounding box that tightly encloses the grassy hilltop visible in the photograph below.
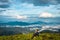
[0,33,60,40]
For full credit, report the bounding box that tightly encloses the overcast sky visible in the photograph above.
[0,0,60,22]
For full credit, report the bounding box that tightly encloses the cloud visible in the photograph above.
[0,9,28,19]
[0,0,11,8]
[0,3,60,18]
[0,0,60,22]
[13,0,60,6]
[0,0,60,9]
[39,12,54,18]
[0,0,9,2]
[0,5,9,8]
[12,15,28,19]
[39,25,60,32]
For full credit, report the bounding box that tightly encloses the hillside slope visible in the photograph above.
[0,33,60,40]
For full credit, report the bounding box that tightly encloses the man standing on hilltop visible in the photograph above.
[31,29,40,39]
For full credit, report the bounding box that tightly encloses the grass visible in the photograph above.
[0,33,60,40]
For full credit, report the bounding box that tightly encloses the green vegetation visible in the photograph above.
[0,33,60,40]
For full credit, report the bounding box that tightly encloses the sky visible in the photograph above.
[0,0,60,23]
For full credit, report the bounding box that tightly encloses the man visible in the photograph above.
[31,29,40,39]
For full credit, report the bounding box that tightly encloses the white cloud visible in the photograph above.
[0,2,60,20]
[0,9,28,19]
[39,25,60,32]
[15,15,27,19]
[21,3,34,8]
[39,12,54,18]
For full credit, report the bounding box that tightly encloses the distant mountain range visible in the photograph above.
[0,27,60,36]
[0,18,60,36]
[0,21,46,26]
[0,21,60,26]
[0,21,30,26]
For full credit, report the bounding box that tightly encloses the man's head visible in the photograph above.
[35,29,39,32]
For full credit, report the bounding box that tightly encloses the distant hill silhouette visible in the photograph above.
[0,27,30,36]
[0,21,30,26]
[7,21,30,26]
[0,21,47,26]
[0,27,60,36]
[31,21,47,24]
[0,21,60,26]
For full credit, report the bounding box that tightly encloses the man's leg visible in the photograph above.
[31,35,35,39]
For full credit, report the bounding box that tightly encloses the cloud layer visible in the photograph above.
[0,0,60,22]
[13,0,60,6]
[0,0,10,8]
